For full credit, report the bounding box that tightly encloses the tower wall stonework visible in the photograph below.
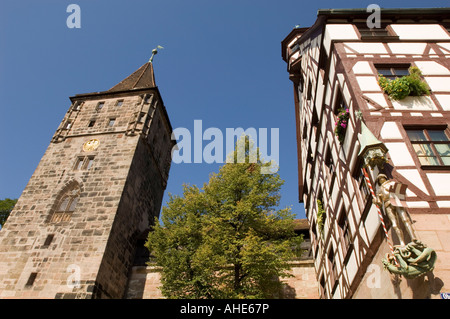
[0,64,173,298]
[124,261,319,299]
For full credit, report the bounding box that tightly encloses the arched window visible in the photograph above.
[50,186,80,223]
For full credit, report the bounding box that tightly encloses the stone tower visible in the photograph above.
[0,60,174,298]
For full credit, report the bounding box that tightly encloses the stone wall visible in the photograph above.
[353,214,450,299]
[0,90,173,299]
[125,261,319,299]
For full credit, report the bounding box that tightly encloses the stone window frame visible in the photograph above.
[46,179,82,224]
[63,120,73,130]
[108,118,116,127]
[25,272,38,287]
[96,101,105,111]
[73,155,95,171]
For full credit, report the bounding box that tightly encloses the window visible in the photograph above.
[357,25,397,39]
[359,27,389,37]
[63,121,72,130]
[75,157,84,170]
[328,247,337,283]
[50,187,80,223]
[325,146,334,176]
[406,128,450,166]
[88,120,96,127]
[138,113,145,123]
[375,64,410,80]
[25,273,37,287]
[96,101,105,110]
[86,157,94,170]
[108,118,116,127]
[74,156,95,171]
[116,100,123,107]
[72,101,83,111]
[357,169,370,201]
[333,90,347,116]
[320,275,327,298]
[43,234,54,247]
[306,80,312,100]
[325,146,336,194]
[338,209,351,252]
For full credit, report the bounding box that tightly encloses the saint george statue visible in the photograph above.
[374,174,416,247]
[374,173,436,279]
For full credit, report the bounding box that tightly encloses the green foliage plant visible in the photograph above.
[316,199,325,237]
[0,198,17,228]
[146,136,303,299]
[378,66,430,100]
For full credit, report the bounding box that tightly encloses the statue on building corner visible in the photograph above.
[382,239,437,279]
[374,174,416,247]
[374,173,437,279]
[357,112,437,279]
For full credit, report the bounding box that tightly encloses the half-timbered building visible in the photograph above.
[282,8,450,299]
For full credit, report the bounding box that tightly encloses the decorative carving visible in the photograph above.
[83,139,100,152]
[374,173,437,279]
[382,240,437,279]
[362,148,388,169]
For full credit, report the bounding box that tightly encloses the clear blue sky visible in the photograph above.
[0,0,448,220]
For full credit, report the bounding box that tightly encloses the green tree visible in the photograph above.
[146,137,302,299]
[0,198,17,228]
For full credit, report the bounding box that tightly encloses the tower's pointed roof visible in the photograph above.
[107,62,156,92]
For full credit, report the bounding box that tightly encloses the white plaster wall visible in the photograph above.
[435,94,450,111]
[323,24,359,54]
[365,205,381,242]
[343,82,351,106]
[352,61,372,74]
[380,122,402,139]
[345,250,358,286]
[396,169,430,195]
[406,201,430,208]
[424,77,450,92]
[345,43,387,54]
[437,201,450,208]
[385,142,415,166]
[356,76,382,91]
[359,222,369,247]
[427,173,450,196]
[391,24,450,40]
[364,93,389,108]
[387,43,427,55]
[391,96,437,111]
[437,43,450,53]
[342,124,354,158]
[415,61,450,75]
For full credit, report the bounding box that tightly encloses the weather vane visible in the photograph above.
[149,45,164,63]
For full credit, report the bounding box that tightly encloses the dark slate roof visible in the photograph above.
[107,62,156,92]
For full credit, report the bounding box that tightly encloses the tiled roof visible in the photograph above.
[293,219,309,231]
[107,62,156,92]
